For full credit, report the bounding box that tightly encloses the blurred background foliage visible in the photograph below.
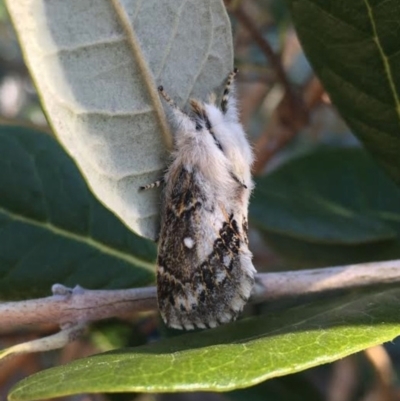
[1,0,400,400]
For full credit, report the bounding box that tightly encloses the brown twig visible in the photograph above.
[228,2,292,95]
[1,259,400,359]
[225,0,317,173]
[252,76,324,174]
[2,259,400,329]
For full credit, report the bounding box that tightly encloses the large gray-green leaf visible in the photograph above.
[8,287,400,400]
[0,125,156,300]
[5,0,233,240]
[250,148,400,267]
[287,0,400,186]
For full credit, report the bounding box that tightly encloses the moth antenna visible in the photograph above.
[158,86,185,113]
[158,85,192,126]
[220,68,238,114]
[158,85,177,108]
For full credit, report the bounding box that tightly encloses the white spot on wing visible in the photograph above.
[183,237,194,248]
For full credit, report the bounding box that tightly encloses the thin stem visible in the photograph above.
[228,2,291,94]
[225,0,321,174]
[252,76,324,174]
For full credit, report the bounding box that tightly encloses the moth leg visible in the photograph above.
[140,178,164,191]
[221,69,239,122]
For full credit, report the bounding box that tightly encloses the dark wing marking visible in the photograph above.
[157,167,254,329]
[158,167,207,281]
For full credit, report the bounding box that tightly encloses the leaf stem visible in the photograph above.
[227,1,291,94]
[225,1,318,174]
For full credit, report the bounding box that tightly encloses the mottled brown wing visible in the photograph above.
[156,167,254,330]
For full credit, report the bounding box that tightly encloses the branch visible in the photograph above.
[225,1,320,174]
[229,3,291,95]
[252,76,324,174]
[0,285,157,329]
[2,259,400,330]
[252,259,400,302]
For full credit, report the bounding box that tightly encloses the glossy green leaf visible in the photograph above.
[9,287,400,400]
[0,125,156,300]
[250,148,400,266]
[287,0,400,185]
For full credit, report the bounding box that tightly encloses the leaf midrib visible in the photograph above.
[109,0,173,150]
[364,0,400,120]
[0,205,155,272]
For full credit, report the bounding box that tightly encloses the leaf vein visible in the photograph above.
[0,206,155,272]
[364,0,400,121]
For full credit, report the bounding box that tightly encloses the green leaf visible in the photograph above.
[287,0,400,185]
[5,0,233,240]
[250,148,400,266]
[0,125,156,300]
[9,287,400,400]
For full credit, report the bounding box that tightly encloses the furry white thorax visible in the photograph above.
[167,99,254,210]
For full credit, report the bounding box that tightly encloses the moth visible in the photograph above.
[141,69,256,330]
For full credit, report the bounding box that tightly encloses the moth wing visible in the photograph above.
[157,167,255,330]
